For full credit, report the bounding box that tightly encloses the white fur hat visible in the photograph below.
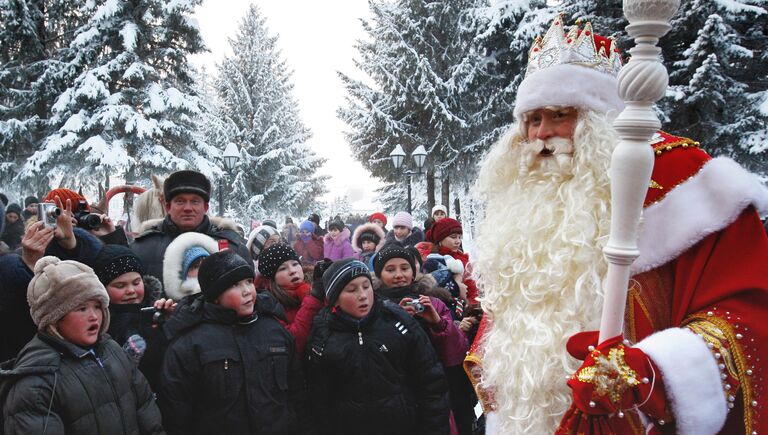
[431,204,447,216]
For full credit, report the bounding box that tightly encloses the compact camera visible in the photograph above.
[73,200,102,230]
[405,298,425,313]
[37,203,61,229]
[140,307,165,326]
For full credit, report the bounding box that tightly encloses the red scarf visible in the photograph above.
[283,281,311,300]
[438,245,469,266]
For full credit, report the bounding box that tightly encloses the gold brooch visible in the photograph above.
[576,346,641,404]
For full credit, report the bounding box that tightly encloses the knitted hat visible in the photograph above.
[360,232,380,246]
[27,256,111,333]
[369,212,387,226]
[308,213,321,225]
[24,196,39,207]
[198,250,254,301]
[423,253,464,275]
[258,243,300,280]
[391,212,413,230]
[328,219,345,232]
[427,217,462,244]
[44,188,89,211]
[262,219,278,229]
[299,220,315,233]
[247,225,280,258]
[93,244,145,286]
[323,259,372,305]
[182,246,210,279]
[513,17,624,119]
[431,205,447,216]
[163,170,211,202]
[374,242,417,279]
[5,203,22,217]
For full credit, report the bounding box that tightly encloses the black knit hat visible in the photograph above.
[24,196,39,207]
[5,203,22,216]
[258,243,300,280]
[308,213,321,225]
[328,219,345,232]
[374,242,417,278]
[359,232,380,246]
[163,170,211,202]
[198,250,254,301]
[323,259,371,305]
[94,244,145,286]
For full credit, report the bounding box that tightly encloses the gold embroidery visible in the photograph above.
[576,346,641,404]
[683,314,754,434]
[649,180,663,189]
[652,137,698,155]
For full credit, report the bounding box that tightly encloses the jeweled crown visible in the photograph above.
[525,16,623,78]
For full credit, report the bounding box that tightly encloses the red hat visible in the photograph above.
[427,217,462,244]
[44,188,89,211]
[369,212,387,226]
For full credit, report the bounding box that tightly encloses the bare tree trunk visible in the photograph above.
[441,176,450,216]
[454,196,461,222]
[426,169,435,217]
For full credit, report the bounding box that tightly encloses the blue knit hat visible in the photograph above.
[299,220,315,233]
[182,246,210,279]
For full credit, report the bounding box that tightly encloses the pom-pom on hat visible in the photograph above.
[247,225,280,259]
[369,212,387,226]
[93,244,145,286]
[374,242,417,279]
[426,217,462,244]
[391,212,413,230]
[163,170,211,203]
[44,188,88,211]
[198,250,254,302]
[258,242,301,280]
[514,17,624,119]
[27,256,110,333]
[323,259,372,305]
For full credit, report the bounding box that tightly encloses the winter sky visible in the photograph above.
[192,0,384,214]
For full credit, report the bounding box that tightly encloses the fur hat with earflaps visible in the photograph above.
[27,256,111,334]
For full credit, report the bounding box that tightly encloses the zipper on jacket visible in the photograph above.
[358,329,363,345]
[224,358,229,370]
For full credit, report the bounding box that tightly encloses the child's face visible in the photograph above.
[433,210,446,221]
[380,258,414,288]
[328,227,340,237]
[106,271,145,304]
[263,234,281,251]
[361,240,376,252]
[216,278,257,317]
[440,233,462,252]
[274,260,304,288]
[57,299,103,347]
[336,276,373,319]
[300,230,312,238]
[393,225,410,240]
[372,219,385,228]
[186,265,200,279]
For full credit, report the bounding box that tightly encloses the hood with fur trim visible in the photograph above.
[324,226,351,246]
[162,232,219,300]
[351,222,386,253]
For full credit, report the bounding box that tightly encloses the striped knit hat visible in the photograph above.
[322,259,372,305]
[247,225,281,259]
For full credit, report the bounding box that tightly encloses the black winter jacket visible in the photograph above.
[0,333,164,435]
[130,215,250,287]
[159,292,306,435]
[306,299,449,435]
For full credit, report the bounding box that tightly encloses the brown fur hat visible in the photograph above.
[27,256,110,333]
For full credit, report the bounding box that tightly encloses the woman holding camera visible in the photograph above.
[306,259,450,435]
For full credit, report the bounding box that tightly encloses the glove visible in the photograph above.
[310,258,333,301]
[556,332,669,435]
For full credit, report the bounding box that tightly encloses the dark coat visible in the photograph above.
[306,299,450,435]
[0,228,102,362]
[385,227,425,247]
[159,292,306,435]
[0,220,23,251]
[130,215,251,287]
[0,333,164,435]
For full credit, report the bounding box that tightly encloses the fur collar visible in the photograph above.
[351,222,387,253]
[324,226,351,246]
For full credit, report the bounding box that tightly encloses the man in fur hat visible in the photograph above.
[130,170,251,286]
[470,17,768,435]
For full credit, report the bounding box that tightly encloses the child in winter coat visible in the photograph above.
[306,259,450,435]
[294,220,324,275]
[247,224,282,289]
[0,256,163,434]
[368,212,388,231]
[162,231,219,300]
[385,211,425,246]
[159,250,306,435]
[323,219,355,261]
[423,253,468,321]
[425,218,479,306]
[351,222,386,267]
[258,243,325,355]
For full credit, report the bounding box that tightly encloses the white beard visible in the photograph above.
[473,111,618,433]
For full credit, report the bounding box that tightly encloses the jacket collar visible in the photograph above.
[162,215,212,237]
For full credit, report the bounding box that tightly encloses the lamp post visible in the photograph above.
[219,142,240,216]
[389,144,427,214]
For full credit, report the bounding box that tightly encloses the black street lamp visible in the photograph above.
[219,142,240,216]
[390,144,427,214]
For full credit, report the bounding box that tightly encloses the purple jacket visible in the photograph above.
[424,296,468,367]
[323,227,355,261]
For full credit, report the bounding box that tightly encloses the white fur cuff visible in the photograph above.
[635,328,727,435]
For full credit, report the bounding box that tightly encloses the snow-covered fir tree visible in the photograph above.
[9,0,212,193]
[660,0,767,175]
[214,4,327,221]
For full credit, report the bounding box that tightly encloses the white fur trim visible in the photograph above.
[162,232,219,300]
[351,222,386,253]
[513,64,624,118]
[635,328,726,435]
[633,157,768,274]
